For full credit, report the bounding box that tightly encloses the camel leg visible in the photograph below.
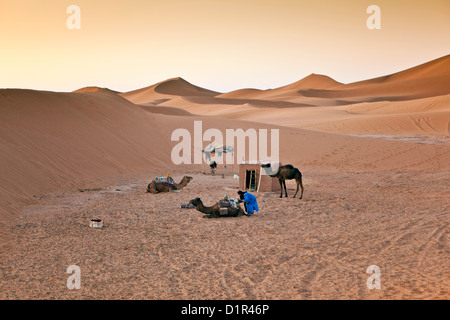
[293,181,299,198]
[298,176,304,199]
[283,180,288,197]
[200,210,217,218]
[231,207,243,217]
[203,212,217,218]
[279,179,283,198]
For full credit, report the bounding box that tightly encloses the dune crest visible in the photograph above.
[73,87,119,94]
[119,55,450,135]
[120,77,219,105]
[119,55,450,118]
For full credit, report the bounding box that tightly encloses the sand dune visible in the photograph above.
[159,95,313,112]
[240,55,450,103]
[213,55,449,106]
[209,94,450,136]
[293,55,450,104]
[351,54,450,85]
[217,74,342,100]
[117,55,450,136]
[0,89,172,248]
[344,94,450,115]
[73,87,120,94]
[137,104,193,116]
[216,88,266,99]
[1,86,448,248]
[294,73,450,103]
[0,55,449,300]
[120,77,219,105]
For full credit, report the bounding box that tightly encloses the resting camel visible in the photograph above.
[147,176,193,194]
[189,198,244,218]
[270,164,304,199]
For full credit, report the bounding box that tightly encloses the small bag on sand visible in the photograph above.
[180,204,195,209]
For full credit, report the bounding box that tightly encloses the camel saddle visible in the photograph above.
[219,200,231,208]
[218,200,232,215]
[153,177,175,187]
[158,182,175,187]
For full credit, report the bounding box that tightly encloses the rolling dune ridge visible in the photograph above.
[0,55,448,299]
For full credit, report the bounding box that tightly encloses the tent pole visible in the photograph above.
[257,169,262,193]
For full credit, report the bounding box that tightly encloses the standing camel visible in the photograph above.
[189,198,244,218]
[270,165,304,199]
[147,176,193,193]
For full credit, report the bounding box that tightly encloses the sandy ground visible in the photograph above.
[0,168,448,300]
[0,55,449,300]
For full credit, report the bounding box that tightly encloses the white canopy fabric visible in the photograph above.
[203,144,215,153]
[257,161,281,193]
[260,161,280,176]
[202,144,234,154]
[202,144,234,164]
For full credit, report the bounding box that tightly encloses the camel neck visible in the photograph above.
[196,202,212,214]
[176,179,186,187]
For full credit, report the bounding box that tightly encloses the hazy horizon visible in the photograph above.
[1,0,449,93]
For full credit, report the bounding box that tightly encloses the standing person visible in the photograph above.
[210,161,217,175]
[238,191,259,216]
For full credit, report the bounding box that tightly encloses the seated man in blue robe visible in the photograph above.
[238,191,259,216]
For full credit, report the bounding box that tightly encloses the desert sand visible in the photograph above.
[0,55,449,300]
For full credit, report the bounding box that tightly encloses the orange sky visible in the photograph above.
[0,0,449,93]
